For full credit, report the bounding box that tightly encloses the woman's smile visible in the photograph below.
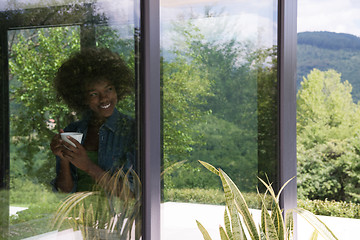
[86,79,118,119]
[100,103,111,109]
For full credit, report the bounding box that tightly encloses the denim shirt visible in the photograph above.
[53,108,136,192]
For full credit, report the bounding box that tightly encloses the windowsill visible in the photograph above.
[10,202,360,239]
[161,202,360,240]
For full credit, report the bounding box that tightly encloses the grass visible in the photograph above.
[6,178,69,240]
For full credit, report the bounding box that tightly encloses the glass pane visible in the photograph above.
[2,1,141,239]
[160,0,278,239]
[297,1,360,239]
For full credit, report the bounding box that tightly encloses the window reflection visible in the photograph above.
[2,1,140,239]
[160,1,278,239]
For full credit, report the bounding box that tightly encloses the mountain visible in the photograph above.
[297,31,360,102]
[298,31,360,50]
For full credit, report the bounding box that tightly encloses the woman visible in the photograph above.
[50,48,135,193]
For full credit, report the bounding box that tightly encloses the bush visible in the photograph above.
[9,177,67,225]
[164,188,360,219]
[7,178,70,239]
[163,188,272,209]
[10,178,62,206]
[298,198,360,219]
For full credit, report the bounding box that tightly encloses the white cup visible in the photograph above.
[60,132,83,147]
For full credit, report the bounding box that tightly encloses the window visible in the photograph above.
[1,1,141,239]
[297,1,360,239]
[159,1,295,239]
[0,0,297,239]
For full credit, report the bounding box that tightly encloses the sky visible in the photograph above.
[3,0,360,38]
[160,0,277,50]
[298,0,360,37]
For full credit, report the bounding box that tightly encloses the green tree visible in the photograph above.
[254,46,279,191]
[161,40,213,189]
[163,18,279,192]
[297,69,360,202]
[9,27,80,184]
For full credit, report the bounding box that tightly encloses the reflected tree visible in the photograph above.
[9,26,80,184]
[162,18,278,193]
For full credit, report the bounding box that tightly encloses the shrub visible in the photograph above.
[163,188,273,209]
[298,198,360,219]
[164,188,360,219]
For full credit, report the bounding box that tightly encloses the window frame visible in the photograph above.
[278,0,298,216]
[0,0,298,239]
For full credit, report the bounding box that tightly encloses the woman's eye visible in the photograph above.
[89,92,97,97]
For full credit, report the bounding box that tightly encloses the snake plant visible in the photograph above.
[197,160,338,240]
[52,168,141,240]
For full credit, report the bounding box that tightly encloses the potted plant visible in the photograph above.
[196,160,338,240]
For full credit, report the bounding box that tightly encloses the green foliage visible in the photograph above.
[5,178,67,240]
[187,115,258,192]
[197,161,339,240]
[10,178,61,207]
[52,169,141,240]
[163,18,278,192]
[162,57,211,160]
[9,26,81,185]
[163,188,273,210]
[297,139,360,202]
[298,199,360,219]
[297,69,360,202]
[164,188,225,205]
[252,46,279,191]
[164,188,360,219]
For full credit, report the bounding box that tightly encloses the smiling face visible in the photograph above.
[86,79,118,120]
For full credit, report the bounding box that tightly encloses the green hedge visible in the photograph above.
[298,198,360,219]
[164,188,360,219]
[163,188,269,209]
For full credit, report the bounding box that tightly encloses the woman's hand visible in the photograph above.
[50,129,65,158]
[61,136,93,172]
[61,137,106,182]
[52,133,105,187]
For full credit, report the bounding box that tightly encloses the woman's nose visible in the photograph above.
[99,92,109,102]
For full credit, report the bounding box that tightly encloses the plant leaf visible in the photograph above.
[199,160,219,175]
[284,211,294,240]
[270,199,284,240]
[219,169,259,240]
[196,220,213,240]
[219,171,245,240]
[220,225,231,240]
[276,177,295,203]
[293,208,339,240]
[161,159,187,177]
[258,177,286,240]
[310,230,319,240]
[51,191,97,230]
[229,204,243,240]
[224,208,233,240]
[261,205,279,240]
[239,218,248,240]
